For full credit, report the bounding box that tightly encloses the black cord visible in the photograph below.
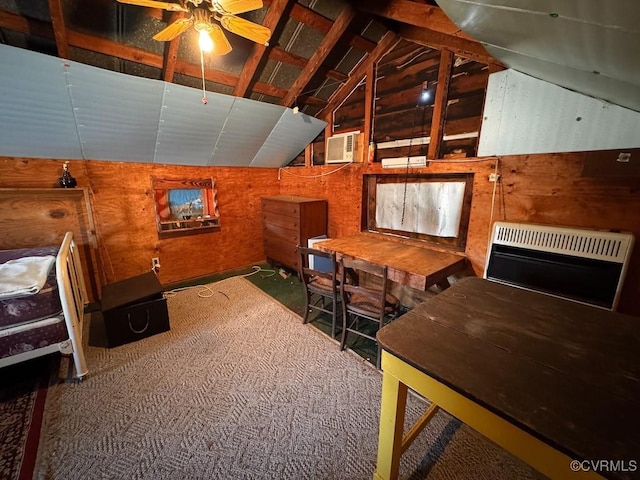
[400,105,427,225]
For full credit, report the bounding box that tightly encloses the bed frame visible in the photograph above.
[0,232,89,378]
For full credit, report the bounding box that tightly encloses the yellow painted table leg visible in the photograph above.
[373,360,408,480]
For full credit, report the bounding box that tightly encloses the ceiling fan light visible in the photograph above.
[199,29,214,52]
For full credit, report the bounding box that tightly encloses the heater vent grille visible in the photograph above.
[493,222,633,263]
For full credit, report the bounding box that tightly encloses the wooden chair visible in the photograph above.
[298,246,341,339]
[339,256,401,369]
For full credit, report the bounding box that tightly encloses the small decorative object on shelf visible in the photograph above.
[58,161,77,188]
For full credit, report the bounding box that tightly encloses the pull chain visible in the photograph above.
[200,48,208,105]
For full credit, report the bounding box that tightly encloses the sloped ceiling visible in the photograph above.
[436,0,640,113]
[0,44,326,166]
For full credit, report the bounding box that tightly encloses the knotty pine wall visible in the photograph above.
[279,153,640,317]
[0,157,279,291]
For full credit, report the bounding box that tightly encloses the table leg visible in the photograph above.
[373,361,408,480]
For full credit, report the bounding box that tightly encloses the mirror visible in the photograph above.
[152,177,220,239]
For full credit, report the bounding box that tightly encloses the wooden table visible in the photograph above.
[374,277,640,480]
[313,234,466,291]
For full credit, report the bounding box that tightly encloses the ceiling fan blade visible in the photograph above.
[116,0,188,12]
[153,17,192,41]
[218,15,271,46]
[214,0,263,15]
[208,24,233,55]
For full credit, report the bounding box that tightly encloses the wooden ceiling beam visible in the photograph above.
[282,4,355,107]
[318,30,399,120]
[263,0,376,53]
[269,47,347,83]
[162,12,184,82]
[400,24,501,66]
[0,9,53,38]
[47,0,69,59]
[0,7,328,108]
[234,0,290,97]
[358,0,472,39]
[356,0,501,65]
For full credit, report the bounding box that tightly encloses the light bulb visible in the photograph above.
[199,30,213,52]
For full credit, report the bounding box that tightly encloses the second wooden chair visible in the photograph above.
[339,256,401,369]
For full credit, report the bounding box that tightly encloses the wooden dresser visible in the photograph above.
[261,195,327,272]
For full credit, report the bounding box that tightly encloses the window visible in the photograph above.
[152,177,220,239]
[363,173,473,250]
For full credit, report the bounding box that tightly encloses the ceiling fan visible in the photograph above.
[116,0,271,55]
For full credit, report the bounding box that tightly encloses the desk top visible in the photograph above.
[377,277,640,470]
[313,234,466,291]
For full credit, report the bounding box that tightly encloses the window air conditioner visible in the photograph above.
[325,132,358,164]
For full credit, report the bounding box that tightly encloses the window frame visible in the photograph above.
[363,173,473,251]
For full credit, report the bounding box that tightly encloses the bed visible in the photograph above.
[0,232,88,379]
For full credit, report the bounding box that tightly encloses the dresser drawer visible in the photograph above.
[263,212,299,231]
[262,199,300,218]
[264,238,299,270]
[263,222,300,244]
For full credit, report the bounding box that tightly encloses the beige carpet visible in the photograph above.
[34,276,542,480]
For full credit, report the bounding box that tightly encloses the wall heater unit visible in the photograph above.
[484,222,635,310]
[325,132,358,164]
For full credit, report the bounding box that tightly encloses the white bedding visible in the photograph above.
[0,255,55,300]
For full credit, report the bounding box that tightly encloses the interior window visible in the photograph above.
[363,173,473,250]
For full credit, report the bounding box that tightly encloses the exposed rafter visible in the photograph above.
[47,0,69,59]
[234,0,291,98]
[318,31,399,121]
[282,4,355,107]
[161,11,184,82]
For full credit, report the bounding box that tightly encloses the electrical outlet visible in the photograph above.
[152,257,160,270]
[489,173,500,183]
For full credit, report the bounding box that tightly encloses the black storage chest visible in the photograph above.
[100,272,170,347]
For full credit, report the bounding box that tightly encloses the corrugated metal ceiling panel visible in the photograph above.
[437,0,640,113]
[209,98,284,166]
[154,85,235,166]
[66,60,165,162]
[0,45,83,159]
[251,110,326,167]
[0,45,326,167]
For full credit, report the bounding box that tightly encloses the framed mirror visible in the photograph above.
[152,177,220,239]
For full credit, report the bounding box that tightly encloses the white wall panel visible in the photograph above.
[478,70,640,156]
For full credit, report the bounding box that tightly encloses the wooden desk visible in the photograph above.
[374,277,640,480]
[313,235,466,291]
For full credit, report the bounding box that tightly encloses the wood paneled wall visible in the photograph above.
[2,152,639,317]
[278,153,640,317]
[0,157,280,289]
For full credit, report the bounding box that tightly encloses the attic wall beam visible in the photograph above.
[363,62,375,158]
[282,4,355,107]
[234,0,290,98]
[427,49,454,159]
[162,12,184,82]
[319,31,399,120]
[47,0,69,59]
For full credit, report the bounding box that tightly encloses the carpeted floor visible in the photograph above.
[33,276,543,480]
